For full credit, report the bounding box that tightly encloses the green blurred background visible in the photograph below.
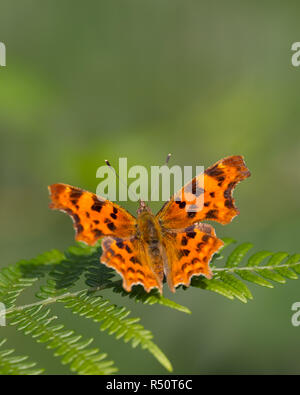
[1,0,300,374]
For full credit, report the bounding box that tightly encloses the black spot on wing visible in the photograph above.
[202,234,210,242]
[205,165,224,178]
[91,195,104,212]
[187,231,196,238]
[130,256,141,265]
[206,209,218,219]
[181,249,190,257]
[115,253,125,263]
[70,189,83,199]
[116,240,124,249]
[107,222,116,231]
[77,224,84,234]
[125,245,132,253]
[196,242,204,251]
[217,176,225,186]
[93,229,103,237]
[181,236,188,246]
[71,200,79,208]
[225,199,234,209]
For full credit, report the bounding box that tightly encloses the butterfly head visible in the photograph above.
[137,200,153,216]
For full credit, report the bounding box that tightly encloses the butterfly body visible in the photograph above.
[49,155,250,294]
[135,204,166,289]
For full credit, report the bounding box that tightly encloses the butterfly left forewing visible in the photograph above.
[49,183,137,244]
[162,224,223,291]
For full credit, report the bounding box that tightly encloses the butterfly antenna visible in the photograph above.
[165,153,172,165]
[105,160,139,202]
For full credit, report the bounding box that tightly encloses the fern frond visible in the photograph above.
[0,249,65,308]
[192,241,300,303]
[7,306,117,375]
[36,243,112,300]
[3,238,300,374]
[35,242,190,314]
[0,338,44,375]
[110,281,191,314]
[0,265,37,308]
[62,290,173,372]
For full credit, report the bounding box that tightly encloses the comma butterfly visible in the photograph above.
[49,155,250,294]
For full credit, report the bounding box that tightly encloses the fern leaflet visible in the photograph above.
[62,290,173,372]
[7,305,117,375]
[0,338,44,375]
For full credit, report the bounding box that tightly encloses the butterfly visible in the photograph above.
[48,155,250,294]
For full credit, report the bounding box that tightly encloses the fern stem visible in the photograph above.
[0,281,120,318]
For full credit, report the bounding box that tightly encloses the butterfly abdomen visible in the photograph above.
[136,210,165,281]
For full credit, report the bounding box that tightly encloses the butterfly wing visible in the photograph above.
[162,223,223,291]
[49,183,137,244]
[157,155,251,228]
[101,236,163,293]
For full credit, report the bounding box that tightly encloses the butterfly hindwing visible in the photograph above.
[163,223,224,291]
[157,155,251,228]
[101,237,163,293]
[49,183,137,244]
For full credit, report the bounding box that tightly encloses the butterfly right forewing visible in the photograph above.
[157,155,251,229]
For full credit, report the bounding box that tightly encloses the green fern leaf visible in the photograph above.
[7,306,117,375]
[0,338,44,375]
[218,272,253,302]
[191,277,235,300]
[226,242,254,268]
[62,291,173,372]
[2,238,300,374]
[234,270,273,288]
[110,281,191,314]
[199,242,300,302]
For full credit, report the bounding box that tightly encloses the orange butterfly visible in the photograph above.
[49,155,250,294]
